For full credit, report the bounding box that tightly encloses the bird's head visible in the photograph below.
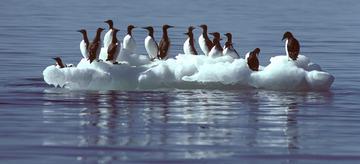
[163,24,174,30]
[209,32,221,40]
[77,29,86,34]
[198,24,208,30]
[127,24,136,31]
[142,26,154,33]
[104,20,113,28]
[282,31,293,41]
[252,48,261,56]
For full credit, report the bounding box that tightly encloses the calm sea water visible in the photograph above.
[1,0,360,163]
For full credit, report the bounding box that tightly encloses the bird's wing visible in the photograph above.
[89,42,100,55]
[231,45,240,58]
[287,39,300,59]
[107,44,116,60]
[205,38,213,50]
[247,55,259,71]
[158,39,169,58]
[190,39,198,55]
[88,42,100,62]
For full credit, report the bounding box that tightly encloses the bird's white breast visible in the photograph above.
[79,40,88,59]
[103,29,113,49]
[208,47,222,58]
[245,52,250,61]
[183,38,192,54]
[144,36,158,59]
[113,42,121,62]
[123,34,136,54]
[285,39,289,57]
[223,47,239,59]
[198,34,208,55]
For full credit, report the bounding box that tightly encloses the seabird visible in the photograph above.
[88,28,104,63]
[247,48,260,71]
[106,28,120,64]
[77,29,89,59]
[143,26,159,61]
[282,31,300,61]
[198,24,213,55]
[208,32,223,58]
[103,20,115,50]
[53,57,73,68]
[223,33,240,59]
[158,24,174,60]
[122,25,137,54]
[183,26,198,55]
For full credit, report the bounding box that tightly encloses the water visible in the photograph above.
[1,0,360,163]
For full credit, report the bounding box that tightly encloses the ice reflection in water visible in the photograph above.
[39,89,334,163]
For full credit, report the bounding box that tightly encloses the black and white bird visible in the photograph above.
[106,28,120,64]
[88,28,104,63]
[103,20,115,50]
[208,32,223,58]
[77,29,89,59]
[123,25,137,54]
[247,48,260,71]
[143,26,159,61]
[158,24,174,60]
[53,57,72,68]
[223,33,240,59]
[282,31,300,61]
[198,24,213,55]
[183,26,198,55]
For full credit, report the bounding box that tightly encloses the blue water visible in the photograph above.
[1,0,360,163]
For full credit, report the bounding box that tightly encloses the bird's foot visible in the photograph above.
[113,62,119,64]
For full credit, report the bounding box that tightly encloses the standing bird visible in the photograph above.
[143,26,159,61]
[103,20,115,50]
[53,57,66,68]
[198,24,213,55]
[282,31,300,61]
[208,32,223,58]
[106,28,120,64]
[77,29,89,59]
[183,26,198,55]
[223,33,240,59]
[88,28,104,63]
[123,25,137,54]
[158,24,174,60]
[247,48,261,71]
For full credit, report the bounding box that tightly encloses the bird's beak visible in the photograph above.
[141,27,147,29]
[282,36,286,41]
[183,32,188,35]
[169,25,174,28]
[77,30,81,32]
